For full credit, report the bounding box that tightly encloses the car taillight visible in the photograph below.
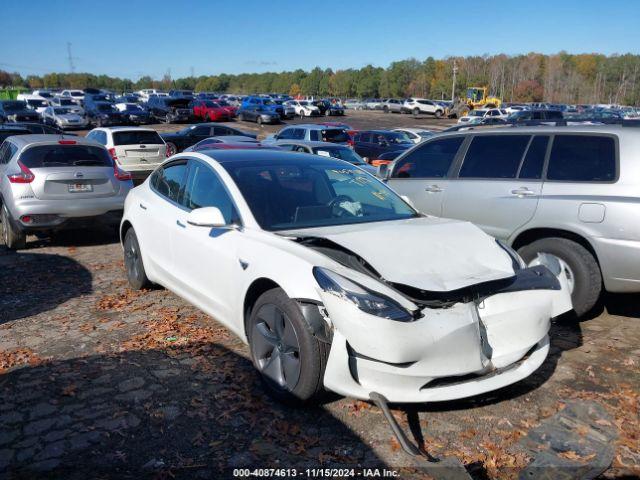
[108,147,119,164]
[7,161,35,183]
[58,140,76,145]
[113,162,132,181]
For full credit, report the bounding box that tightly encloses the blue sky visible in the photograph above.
[2,0,639,79]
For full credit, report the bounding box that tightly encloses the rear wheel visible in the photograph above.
[517,237,602,317]
[123,228,151,290]
[383,106,389,114]
[1,205,26,250]
[299,111,305,119]
[413,107,420,118]
[435,109,443,119]
[248,288,327,403]
[257,116,263,126]
[238,112,245,121]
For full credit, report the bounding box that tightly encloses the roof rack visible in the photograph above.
[441,118,640,133]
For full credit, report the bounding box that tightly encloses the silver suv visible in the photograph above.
[0,135,133,249]
[384,125,640,316]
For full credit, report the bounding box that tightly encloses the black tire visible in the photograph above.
[383,106,389,114]
[1,204,26,250]
[123,228,151,290]
[247,288,327,403]
[238,112,245,121]
[413,107,420,118]
[517,237,602,317]
[435,109,443,119]
[257,116,263,126]
[299,111,305,119]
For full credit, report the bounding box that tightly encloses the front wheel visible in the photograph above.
[299,111,305,119]
[517,237,602,317]
[1,204,26,250]
[435,109,443,119]
[413,107,420,118]
[165,142,177,156]
[248,288,327,403]
[383,106,389,114]
[257,116,263,125]
[123,228,151,290]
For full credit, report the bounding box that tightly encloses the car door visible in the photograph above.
[440,134,547,240]
[171,158,242,322]
[137,160,190,279]
[386,136,465,216]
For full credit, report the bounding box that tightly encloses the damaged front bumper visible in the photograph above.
[319,268,571,403]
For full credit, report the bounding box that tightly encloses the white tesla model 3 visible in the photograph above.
[120,150,571,404]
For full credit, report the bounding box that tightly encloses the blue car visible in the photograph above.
[240,96,285,118]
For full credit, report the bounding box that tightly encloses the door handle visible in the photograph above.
[511,188,535,197]
[424,185,443,193]
[176,220,186,228]
[139,203,147,210]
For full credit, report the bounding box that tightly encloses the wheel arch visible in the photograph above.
[511,227,600,266]
[120,219,133,246]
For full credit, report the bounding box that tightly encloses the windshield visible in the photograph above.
[70,92,83,97]
[58,99,74,106]
[53,108,70,114]
[418,131,434,138]
[97,104,115,112]
[469,110,486,117]
[224,160,416,231]
[20,145,112,168]
[2,101,27,111]
[312,146,365,165]
[385,132,412,144]
[37,92,53,98]
[124,104,143,112]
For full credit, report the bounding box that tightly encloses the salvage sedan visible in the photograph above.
[120,150,571,404]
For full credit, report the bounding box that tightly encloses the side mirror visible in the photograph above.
[186,207,229,228]
[377,163,389,178]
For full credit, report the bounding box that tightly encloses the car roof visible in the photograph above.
[274,140,346,148]
[7,134,100,148]
[393,128,431,133]
[197,149,344,166]
[287,124,345,130]
[97,126,157,132]
[436,124,640,138]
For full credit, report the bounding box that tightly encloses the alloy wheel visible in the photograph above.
[251,303,301,391]
[124,235,140,282]
[528,253,576,294]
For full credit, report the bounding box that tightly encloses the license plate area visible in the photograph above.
[68,183,93,193]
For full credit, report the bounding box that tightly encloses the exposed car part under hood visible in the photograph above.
[283,217,517,292]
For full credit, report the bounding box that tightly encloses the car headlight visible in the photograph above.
[313,267,413,321]
[496,240,526,270]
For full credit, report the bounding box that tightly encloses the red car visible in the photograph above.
[191,100,231,122]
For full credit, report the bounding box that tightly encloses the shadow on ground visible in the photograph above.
[0,342,385,479]
[0,251,92,324]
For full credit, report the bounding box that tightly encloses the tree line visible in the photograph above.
[2,52,639,105]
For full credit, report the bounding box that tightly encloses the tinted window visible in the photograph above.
[321,129,349,143]
[278,129,295,140]
[191,126,210,136]
[0,142,12,164]
[113,131,163,146]
[154,162,188,202]
[546,111,563,120]
[213,126,231,136]
[519,136,548,179]
[181,161,237,223]
[359,133,372,143]
[459,135,530,179]
[20,145,112,168]
[547,135,616,182]
[310,130,320,141]
[393,137,463,178]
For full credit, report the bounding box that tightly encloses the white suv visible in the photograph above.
[403,98,445,118]
[86,127,168,181]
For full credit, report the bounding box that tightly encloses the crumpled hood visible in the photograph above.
[283,216,515,291]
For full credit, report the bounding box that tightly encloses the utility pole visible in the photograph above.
[451,60,458,102]
[67,42,75,73]
[190,66,194,78]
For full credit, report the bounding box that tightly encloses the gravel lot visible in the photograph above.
[0,110,638,479]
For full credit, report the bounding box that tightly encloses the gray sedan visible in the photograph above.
[41,106,88,130]
[271,140,378,175]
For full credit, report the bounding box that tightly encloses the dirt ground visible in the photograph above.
[0,110,638,479]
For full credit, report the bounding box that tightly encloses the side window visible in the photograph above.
[360,133,372,143]
[392,137,464,179]
[191,126,210,136]
[153,162,189,203]
[277,128,294,140]
[309,130,320,141]
[181,161,237,223]
[213,126,230,136]
[0,142,10,165]
[519,136,549,180]
[293,129,306,140]
[459,135,530,179]
[547,135,616,182]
